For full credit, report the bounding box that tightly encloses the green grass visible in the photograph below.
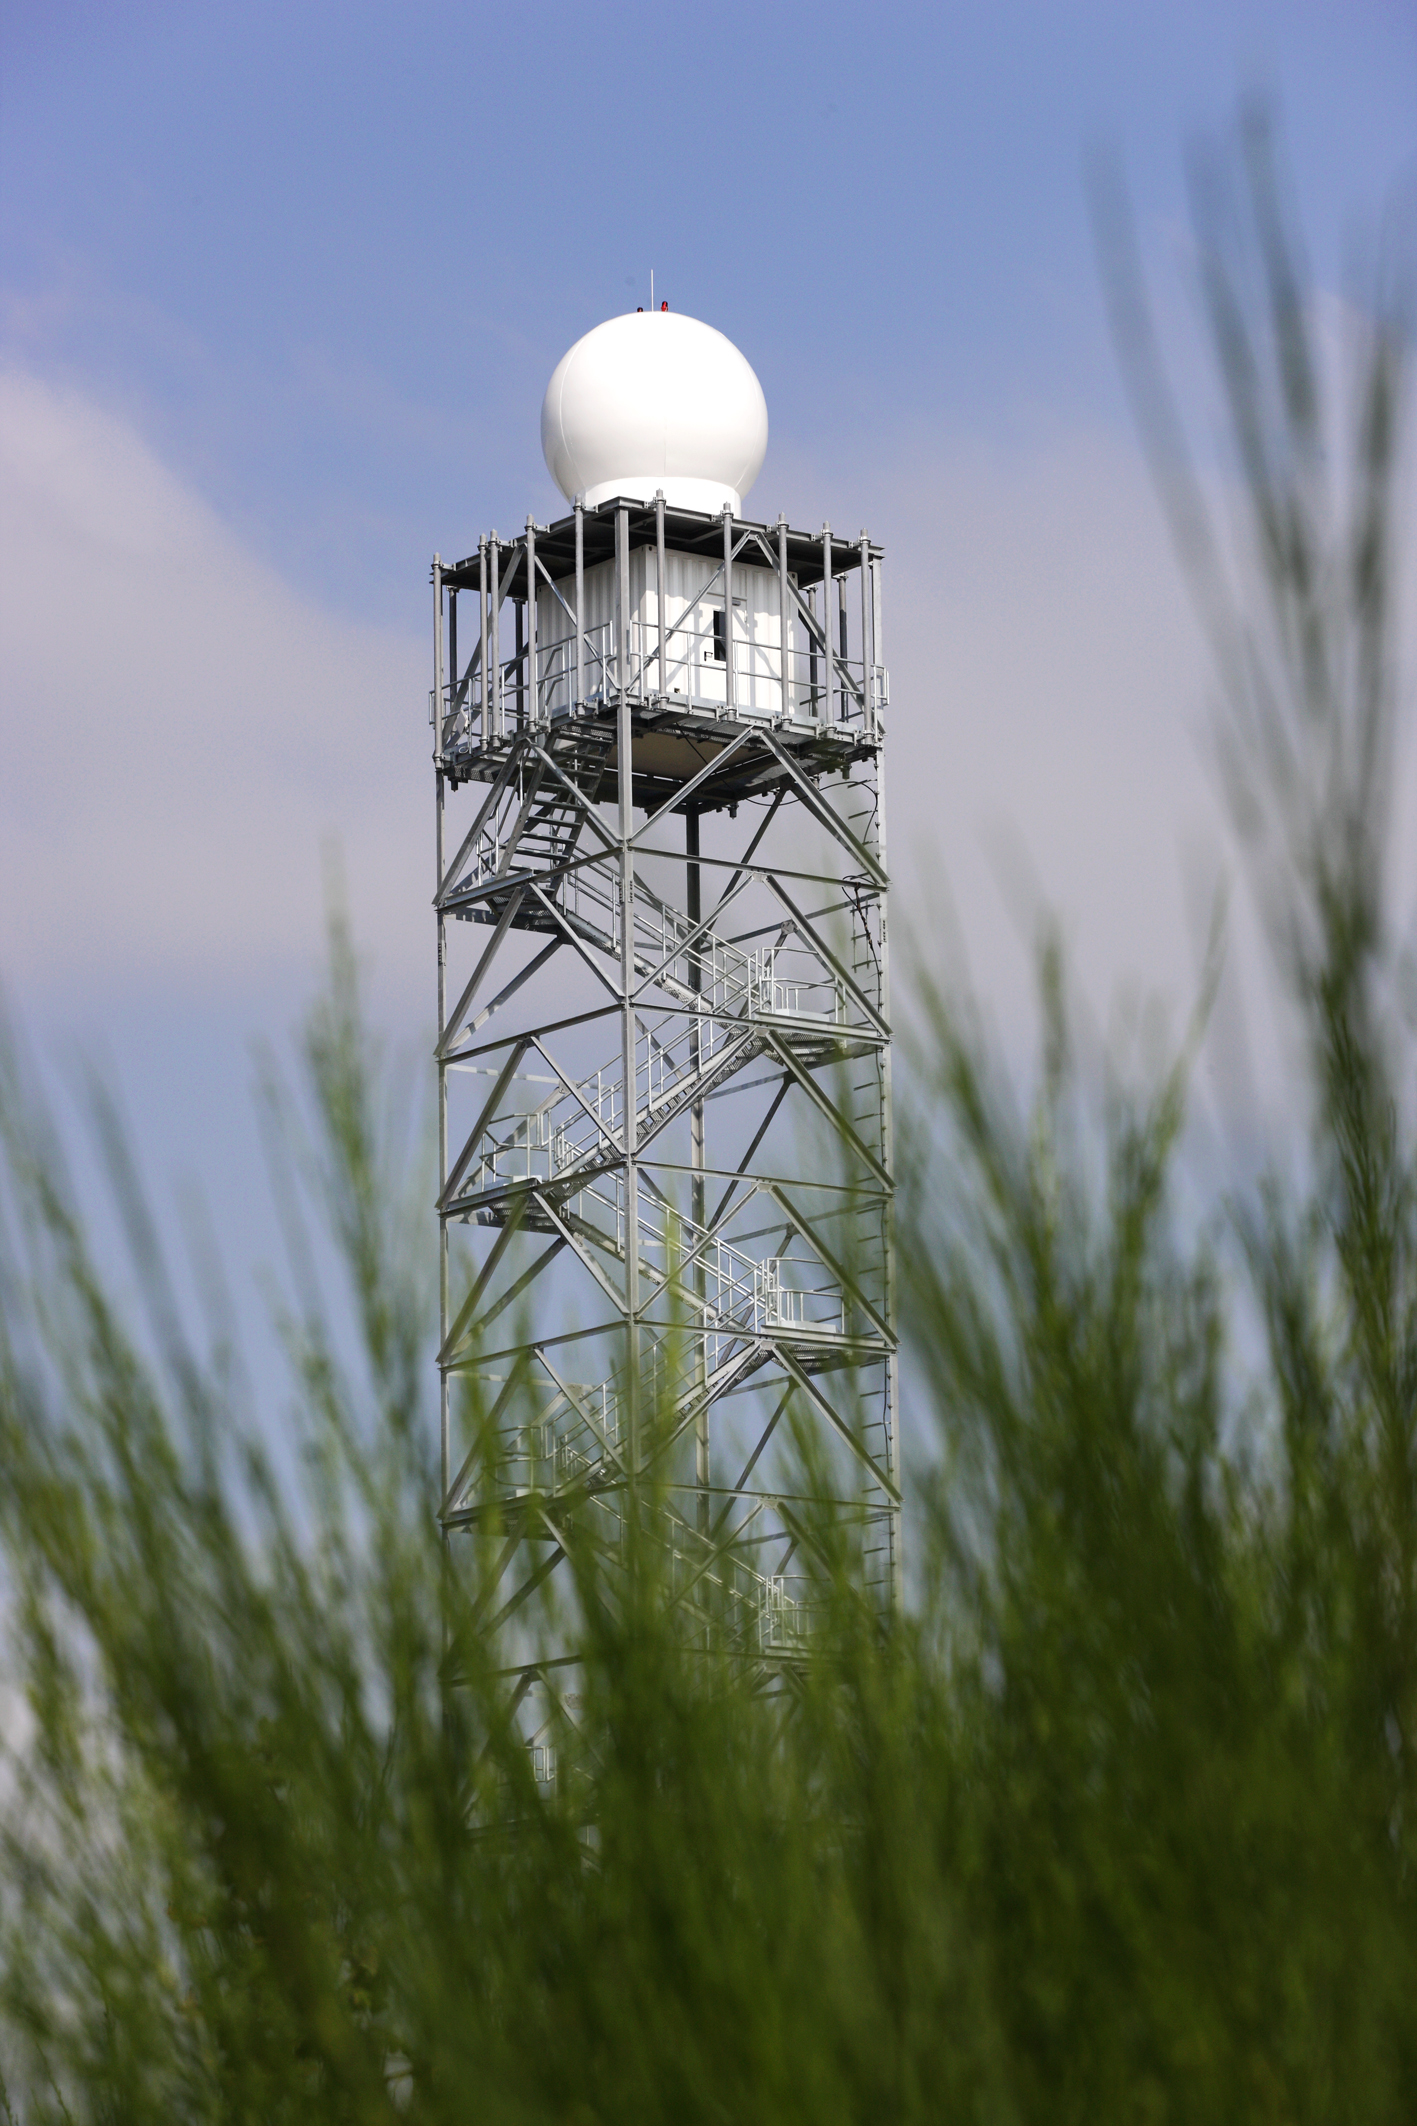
[0,106,1412,2122]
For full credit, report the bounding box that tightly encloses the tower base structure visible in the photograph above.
[431,497,898,1736]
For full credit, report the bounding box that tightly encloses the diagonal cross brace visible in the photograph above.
[437,885,528,1058]
[774,1345,900,1504]
[757,730,887,889]
[534,1348,630,1480]
[763,873,889,1040]
[440,1039,531,1211]
[759,1176,894,1350]
[763,1031,891,1189]
[438,748,522,904]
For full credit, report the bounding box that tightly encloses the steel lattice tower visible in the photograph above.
[430,477,898,1718]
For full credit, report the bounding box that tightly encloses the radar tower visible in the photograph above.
[430,308,899,1733]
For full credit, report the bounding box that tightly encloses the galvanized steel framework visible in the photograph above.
[430,495,898,1710]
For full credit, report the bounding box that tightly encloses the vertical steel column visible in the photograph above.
[478,538,488,741]
[777,515,792,721]
[525,516,538,727]
[616,502,640,1473]
[489,534,501,739]
[871,555,883,739]
[821,524,834,725]
[807,584,819,711]
[722,507,735,717]
[869,550,901,1611]
[514,599,524,730]
[686,803,708,1533]
[433,554,450,1499]
[574,502,585,712]
[655,491,668,701]
[448,590,457,736]
[860,533,872,732]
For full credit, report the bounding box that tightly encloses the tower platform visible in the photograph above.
[434,500,886,813]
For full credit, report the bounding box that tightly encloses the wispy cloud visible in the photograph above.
[0,369,427,995]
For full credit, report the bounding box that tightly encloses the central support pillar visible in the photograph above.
[616,502,641,1481]
[687,803,709,1535]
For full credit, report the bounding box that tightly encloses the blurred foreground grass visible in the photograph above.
[0,110,1413,2122]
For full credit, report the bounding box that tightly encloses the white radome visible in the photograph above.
[541,310,769,516]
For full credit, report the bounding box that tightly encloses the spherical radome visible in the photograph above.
[541,311,769,516]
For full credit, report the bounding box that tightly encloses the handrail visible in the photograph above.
[437,610,882,746]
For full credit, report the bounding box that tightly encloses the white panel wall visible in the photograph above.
[536,549,797,720]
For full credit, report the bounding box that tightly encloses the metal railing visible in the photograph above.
[488,1373,823,1658]
[436,611,886,750]
[468,935,843,1207]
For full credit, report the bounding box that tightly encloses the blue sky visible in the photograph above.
[1,1,1414,1354]
[5,2,1413,620]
